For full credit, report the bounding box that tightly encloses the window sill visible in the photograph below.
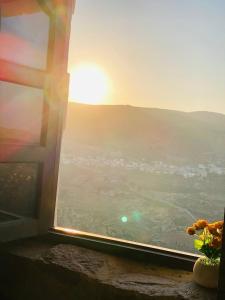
[0,237,217,300]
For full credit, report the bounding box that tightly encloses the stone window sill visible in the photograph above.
[0,238,217,300]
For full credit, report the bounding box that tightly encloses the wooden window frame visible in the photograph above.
[0,0,74,240]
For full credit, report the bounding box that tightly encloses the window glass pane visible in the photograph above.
[0,0,50,69]
[0,81,43,144]
[0,163,39,219]
[57,0,225,254]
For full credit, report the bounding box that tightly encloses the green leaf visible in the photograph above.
[194,239,203,250]
[199,244,221,259]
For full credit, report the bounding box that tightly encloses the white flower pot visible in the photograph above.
[193,257,219,289]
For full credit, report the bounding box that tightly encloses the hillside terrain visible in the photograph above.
[57,103,225,253]
[64,103,225,163]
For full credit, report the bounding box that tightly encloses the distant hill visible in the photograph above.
[63,102,225,163]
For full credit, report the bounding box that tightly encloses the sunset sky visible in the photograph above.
[68,0,225,113]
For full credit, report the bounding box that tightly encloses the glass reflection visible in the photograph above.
[0,81,43,144]
[0,163,38,218]
[0,0,50,69]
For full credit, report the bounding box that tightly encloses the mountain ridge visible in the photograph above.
[63,102,225,163]
[68,101,225,117]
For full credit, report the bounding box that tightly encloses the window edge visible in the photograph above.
[49,227,198,272]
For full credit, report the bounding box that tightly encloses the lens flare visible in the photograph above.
[69,63,111,105]
[121,216,128,223]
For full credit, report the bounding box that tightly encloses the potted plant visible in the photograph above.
[186,219,223,289]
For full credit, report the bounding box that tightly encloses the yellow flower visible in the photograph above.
[186,227,196,235]
[214,221,224,230]
[207,223,217,235]
[211,237,222,249]
[195,219,208,230]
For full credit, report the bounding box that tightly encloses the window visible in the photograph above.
[56,0,225,255]
[0,0,73,241]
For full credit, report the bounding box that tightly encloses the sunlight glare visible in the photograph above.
[69,63,111,104]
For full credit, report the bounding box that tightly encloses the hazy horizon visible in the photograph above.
[69,100,225,116]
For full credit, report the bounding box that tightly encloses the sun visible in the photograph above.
[69,63,111,104]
